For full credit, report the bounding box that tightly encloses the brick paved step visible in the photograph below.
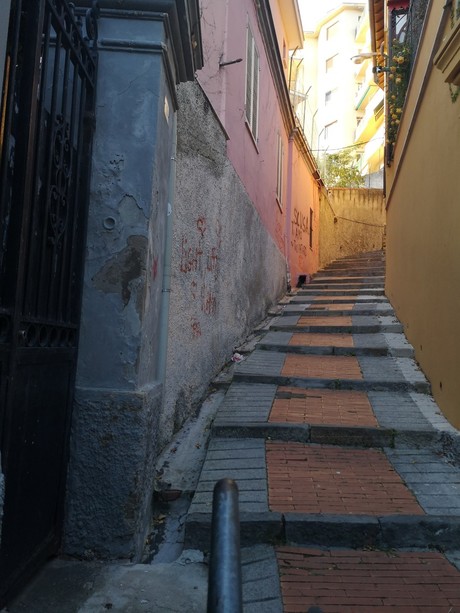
[185,439,460,551]
[276,546,460,613]
[270,313,403,334]
[308,276,385,284]
[211,383,447,442]
[288,295,388,304]
[258,330,413,357]
[281,305,394,316]
[297,288,386,296]
[233,351,430,393]
[314,269,385,277]
[302,282,384,291]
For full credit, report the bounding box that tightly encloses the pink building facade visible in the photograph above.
[197,0,320,285]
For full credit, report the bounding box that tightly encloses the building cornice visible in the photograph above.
[76,0,202,80]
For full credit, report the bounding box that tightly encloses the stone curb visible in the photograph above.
[185,512,284,550]
[211,422,447,449]
[185,512,460,551]
[270,324,404,333]
[257,342,390,356]
[280,308,395,317]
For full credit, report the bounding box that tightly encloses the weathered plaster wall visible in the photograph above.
[287,142,321,284]
[160,81,286,447]
[319,188,385,268]
[196,0,319,283]
[385,0,460,428]
[65,10,176,560]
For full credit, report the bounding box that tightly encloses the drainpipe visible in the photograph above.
[156,110,177,384]
[284,129,296,290]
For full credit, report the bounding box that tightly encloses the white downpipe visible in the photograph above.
[156,110,177,384]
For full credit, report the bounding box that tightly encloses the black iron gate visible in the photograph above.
[0,0,98,600]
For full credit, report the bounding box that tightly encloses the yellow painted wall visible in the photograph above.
[385,0,460,427]
[319,187,385,267]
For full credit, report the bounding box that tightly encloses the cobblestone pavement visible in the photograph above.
[186,250,460,612]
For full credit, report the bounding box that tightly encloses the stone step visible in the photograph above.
[233,351,430,393]
[258,330,413,357]
[270,313,403,334]
[212,383,445,436]
[281,304,394,317]
[302,282,384,291]
[185,438,460,551]
[297,288,386,296]
[315,269,385,277]
[288,295,388,304]
[310,275,385,287]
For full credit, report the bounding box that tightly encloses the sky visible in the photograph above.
[298,1,347,30]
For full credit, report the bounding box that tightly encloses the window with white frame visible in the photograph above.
[276,133,284,206]
[246,25,259,140]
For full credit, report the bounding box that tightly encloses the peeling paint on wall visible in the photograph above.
[93,235,148,309]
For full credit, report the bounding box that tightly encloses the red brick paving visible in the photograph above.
[288,333,354,347]
[269,388,378,427]
[312,295,358,301]
[282,355,362,379]
[266,443,424,515]
[277,547,460,612]
[298,315,352,326]
[307,303,355,311]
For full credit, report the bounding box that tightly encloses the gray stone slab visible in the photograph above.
[386,448,460,515]
[368,391,434,430]
[235,351,285,376]
[412,392,459,433]
[241,545,283,613]
[213,383,277,425]
[383,332,415,357]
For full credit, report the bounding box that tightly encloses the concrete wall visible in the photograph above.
[385,0,460,428]
[319,187,385,268]
[160,81,286,447]
[65,8,179,560]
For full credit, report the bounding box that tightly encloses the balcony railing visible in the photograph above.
[386,0,429,163]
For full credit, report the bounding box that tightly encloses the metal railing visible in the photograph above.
[207,479,243,613]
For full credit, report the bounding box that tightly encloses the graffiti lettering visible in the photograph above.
[191,317,202,338]
[180,235,203,273]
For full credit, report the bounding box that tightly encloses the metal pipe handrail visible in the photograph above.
[207,478,242,613]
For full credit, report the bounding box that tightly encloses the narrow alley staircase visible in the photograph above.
[185,250,460,612]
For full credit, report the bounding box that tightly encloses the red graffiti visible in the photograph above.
[191,280,198,300]
[152,257,158,280]
[180,235,203,273]
[196,216,206,238]
[201,288,217,316]
[191,317,202,338]
[206,247,219,272]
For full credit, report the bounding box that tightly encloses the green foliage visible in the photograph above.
[387,39,411,153]
[323,149,365,188]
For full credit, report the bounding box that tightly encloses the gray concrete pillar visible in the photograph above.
[65,3,184,560]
